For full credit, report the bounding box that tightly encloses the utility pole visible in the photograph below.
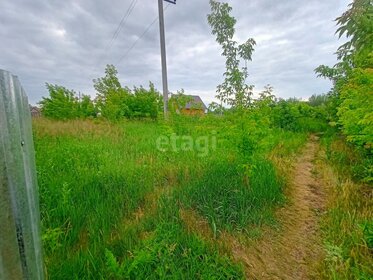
[158,0,176,118]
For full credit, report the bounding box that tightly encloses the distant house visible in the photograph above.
[29,106,41,118]
[180,95,207,116]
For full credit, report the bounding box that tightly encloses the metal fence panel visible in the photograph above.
[0,69,44,279]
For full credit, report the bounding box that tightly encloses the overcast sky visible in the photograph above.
[0,0,350,105]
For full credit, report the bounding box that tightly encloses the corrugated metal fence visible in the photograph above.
[0,69,44,279]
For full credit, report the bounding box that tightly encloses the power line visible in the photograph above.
[117,18,158,63]
[97,0,138,68]
[108,0,138,49]
[117,3,171,64]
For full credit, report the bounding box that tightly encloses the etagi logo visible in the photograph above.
[156,131,217,157]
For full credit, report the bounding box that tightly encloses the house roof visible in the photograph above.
[29,105,40,112]
[184,95,207,110]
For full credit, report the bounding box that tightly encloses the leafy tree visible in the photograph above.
[39,83,80,120]
[315,0,373,150]
[128,82,160,119]
[41,66,161,121]
[335,0,373,69]
[255,85,276,109]
[308,94,328,107]
[208,0,256,109]
[208,101,225,114]
[272,100,298,131]
[101,91,130,121]
[93,64,124,101]
[93,64,130,120]
[316,0,373,80]
[79,95,97,118]
[270,99,328,132]
[253,85,276,126]
[307,94,336,123]
[338,68,373,148]
[208,0,258,161]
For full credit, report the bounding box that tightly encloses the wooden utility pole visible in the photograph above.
[158,0,176,118]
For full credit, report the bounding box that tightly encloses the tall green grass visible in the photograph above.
[105,196,244,279]
[322,131,373,184]
[35,122,159,278]
[33,117,307,279]
[318,133,373,279]
[179,158,284,233]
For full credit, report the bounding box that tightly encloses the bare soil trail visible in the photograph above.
[232,135,326,279]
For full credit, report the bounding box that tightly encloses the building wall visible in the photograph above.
[30,108,41,118]
[181,108,205,116]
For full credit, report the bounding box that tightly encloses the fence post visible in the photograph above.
[0,69,44,279]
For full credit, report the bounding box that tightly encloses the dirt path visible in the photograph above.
[231,135,326,279]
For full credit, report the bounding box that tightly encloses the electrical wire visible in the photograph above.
[117,3,171,64]
[96,0,138,68]
[107,0,138,50]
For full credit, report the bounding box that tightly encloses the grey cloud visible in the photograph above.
[0,0,350,105]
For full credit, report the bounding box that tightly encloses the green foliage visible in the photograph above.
[272,99,298,131]
[93,64,124,102]
[338,68,373,149]
[93,65,161,120]
[208,0,256,109]
[39,83,80,120]
[93,64,130,120]
[316,0,373,80]
[41,66,161,121]
[40,84,100,120]
[40,84,98,120]
[208,101,225,114]
[268,98,328,133]
[105,249,124,278]
[335,0,373,69]
[128,83,160,119]
[315,0,373,155]
[308,93,329,107]
[42,227,63,254]
[79,95,97,118]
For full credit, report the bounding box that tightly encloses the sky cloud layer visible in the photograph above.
[0,0,350,104]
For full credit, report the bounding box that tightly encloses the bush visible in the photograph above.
[39,83,80,120]
[39,84,97,120]
[127,84,160,119]
[338,68,373,151]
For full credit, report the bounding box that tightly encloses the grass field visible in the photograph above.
[318,134,373,279]
[33,116,307,279]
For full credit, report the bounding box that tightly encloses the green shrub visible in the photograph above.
[39,83,80,120]
[338,68,373,151]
